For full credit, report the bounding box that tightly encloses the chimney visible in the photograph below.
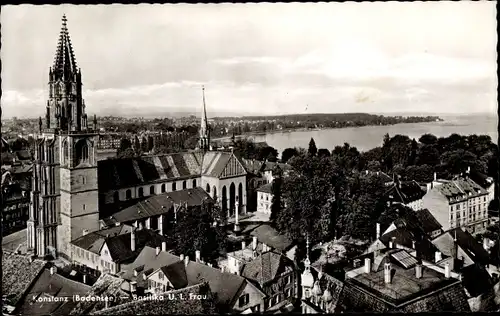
[415,264,422,279]
[195,250,201,262]
[242,241,246,250]
[444,262,450,278]
[466,166,470,175]
[134,269,138,277]
[390,237,396,248]
[156,246,160,256]
[433,172,437,181]
[412,240,416,249]
[180,254,185,261]
[384,263,392,284]
[252,236,258,250]
[364,258,372,274]
[131,231,136,252]
[50,266,56,275]
[131,281,137,293]
[435,251,442,263]
[184,256,190,267]
[376,223,381,239]
[162,241,167,252]
[83,274,87,284]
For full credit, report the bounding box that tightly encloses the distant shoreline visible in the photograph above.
[212,119,445,141]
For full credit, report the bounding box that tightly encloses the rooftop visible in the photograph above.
[110,187,213,224]
[437,177,488,201]
[249,224,294,252]
[241,251,293,285]
[347,255,458,305]
[71,225,133,254]
[19,269,91,316]
[90,283,217,315]
[2,254,47,307]
[257,183,273,194]
[415,209,442,234]
[432,228,490,266]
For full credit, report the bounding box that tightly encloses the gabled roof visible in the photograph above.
[460,263,494,297]
[201,151,247,178]
[121,246,181,287]
[110,187,213,223]
[432,228,490,266]
[104,229,172,263]
[380,228,438,262]
[71,225,133,254]
[19,269,91,316]
[242,158,264,176]
[250,224,294,252]
[386,181,426,204]
[241,251,292,285]
[415,209,442,234]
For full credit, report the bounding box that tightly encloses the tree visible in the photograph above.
[366,160,381,171]
[419,133,438,145]
[404,164,434,183]
[439,149,478,176]
[416,144,440,166]
[174,203,226,263]
[256,146,279,162]
[317,148,331,158]
[184,135,199,149]
[119,138,132,153]
[281,148,298,163]
[408,138,418,166]
[308,138,317,156]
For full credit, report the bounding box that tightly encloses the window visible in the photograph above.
[206,184,210,193]
[285,274,292,284]
[161,183,166,193]
[150,186,155,195]
[114,191,119,203]
[274,294,280,305]
[172,182,177,191]
[139,187,144,197]
[159,272,164,280]
[238,293,250,307]
[83,204,86,211]
[192,179,197,188]
[183,181,187,190]
[126,189,132,200]
[104,249,109,256]
[285,288,292,298]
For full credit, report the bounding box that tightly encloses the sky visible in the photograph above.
[1,2,497,118]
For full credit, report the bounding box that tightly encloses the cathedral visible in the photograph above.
[28,15,249,259]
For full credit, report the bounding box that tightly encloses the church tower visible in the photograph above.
[198,86,210,151]
[27,15,100,259]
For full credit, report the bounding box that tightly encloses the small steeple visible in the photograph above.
[93,114,98,131]
[38,117,43,133]
[302,235,314,289]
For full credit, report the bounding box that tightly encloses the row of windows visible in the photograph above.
[115,179,198,202]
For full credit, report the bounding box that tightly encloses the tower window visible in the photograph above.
[150,186,155,195]
[126,189,132,200]
[83,204,86,211]
[172,182,177,191]
[183,181,187,190]
[161,183,166,193]
[138,187,144,197]
[192,179,197,188]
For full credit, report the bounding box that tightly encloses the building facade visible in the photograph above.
[422,177,491,234]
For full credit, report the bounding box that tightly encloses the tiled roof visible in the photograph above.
[2,254,47,307]
[98,151,247,190]
[110,187,213,224]
[361,170,394,183]
[432,228,490,266]
[250,224,294,252]
[460,263,494,297]
[69,273,132,315]
[242,158,264,175]
[160,261,189,289]
[469,170,494,190]
[19,269,91,316]
[241,251,290,285]
[105,229,172,263]
[90,283,217,315]
[97,152,203,191]
[121,246,181,288]
[415,209,442,234]
[71,225,133,254]
[261,161,292,172]
[437,177,488,201]
[257,183,273,194]
[379,228,438,262]
[386,181,426,204]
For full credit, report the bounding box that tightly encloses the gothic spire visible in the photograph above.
[53,14,78,79]
[200,85,208,136]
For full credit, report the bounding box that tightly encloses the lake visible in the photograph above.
[250,114,498,154]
